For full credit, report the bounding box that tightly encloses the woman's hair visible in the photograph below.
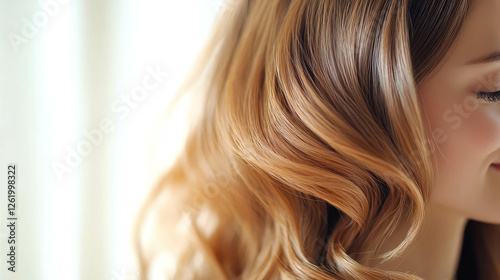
[134,0,472,279]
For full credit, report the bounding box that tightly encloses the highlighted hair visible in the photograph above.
[134,0,470,279]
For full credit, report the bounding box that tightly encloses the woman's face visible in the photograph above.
[418,0,500,223]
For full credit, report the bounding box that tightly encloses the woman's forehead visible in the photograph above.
[444,0,500,68]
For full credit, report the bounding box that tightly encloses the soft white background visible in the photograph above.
[0,0,226,279]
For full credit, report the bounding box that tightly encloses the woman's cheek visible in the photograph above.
[459,108,498,151]
[435,104,499,165]
[483,106,500,150]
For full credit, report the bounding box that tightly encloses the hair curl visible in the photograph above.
[134,1,472,279]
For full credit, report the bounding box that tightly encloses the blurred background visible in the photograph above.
[0,0,226,279]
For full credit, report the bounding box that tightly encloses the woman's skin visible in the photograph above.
[372,0,500,279]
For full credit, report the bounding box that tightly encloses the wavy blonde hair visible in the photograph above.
[134,0,473,279]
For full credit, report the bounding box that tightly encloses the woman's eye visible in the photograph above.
[476,90,500,102]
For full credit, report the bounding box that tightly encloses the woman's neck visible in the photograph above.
[369,203,468,280]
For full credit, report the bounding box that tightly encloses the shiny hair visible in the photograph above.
[134,0,472,279]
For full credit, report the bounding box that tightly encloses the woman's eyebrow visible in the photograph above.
[466,50,500,65]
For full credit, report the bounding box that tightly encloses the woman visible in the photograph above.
[134,0,500,279]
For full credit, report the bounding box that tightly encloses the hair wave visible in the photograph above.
[134,1,471,279]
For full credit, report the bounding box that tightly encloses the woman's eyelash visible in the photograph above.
[476,90,500,102]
